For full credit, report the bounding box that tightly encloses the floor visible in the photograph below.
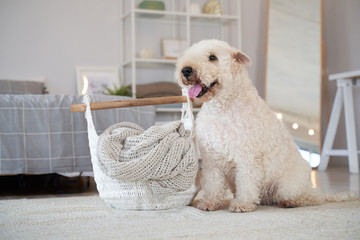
[0,167,359,200]
[0,173,97,200]
[312,167,360,195]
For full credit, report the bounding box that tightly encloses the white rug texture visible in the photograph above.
[1,195,359,240]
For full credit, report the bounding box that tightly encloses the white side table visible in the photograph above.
[318,70,360,173]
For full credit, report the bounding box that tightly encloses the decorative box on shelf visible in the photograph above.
[139,1,165,11]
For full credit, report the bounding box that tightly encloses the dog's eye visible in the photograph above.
[209,55,217,61]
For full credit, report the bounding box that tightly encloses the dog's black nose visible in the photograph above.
[182,67,193,78]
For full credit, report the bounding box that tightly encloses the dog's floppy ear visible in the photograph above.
[233,50,252,66]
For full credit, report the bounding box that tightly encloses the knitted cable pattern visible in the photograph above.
[97,121,198,201]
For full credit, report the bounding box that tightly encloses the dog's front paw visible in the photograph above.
[229,199,257,213]
[196,199,222,211]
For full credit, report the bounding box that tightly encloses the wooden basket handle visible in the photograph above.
[70,96,190,112]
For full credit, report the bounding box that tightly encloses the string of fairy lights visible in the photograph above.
[274,112,320,167]
[275,112,315,136]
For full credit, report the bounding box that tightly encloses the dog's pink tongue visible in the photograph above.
[188,83,202,98]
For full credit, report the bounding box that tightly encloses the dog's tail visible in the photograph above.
[278,188,358,208]
[321,190,358,203]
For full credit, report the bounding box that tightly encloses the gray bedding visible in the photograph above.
[0,94,155,175]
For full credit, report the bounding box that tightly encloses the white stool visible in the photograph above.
[318,70,360,174]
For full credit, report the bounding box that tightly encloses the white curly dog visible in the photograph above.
[176,39,356,213]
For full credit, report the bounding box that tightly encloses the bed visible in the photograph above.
[0,80,155,175]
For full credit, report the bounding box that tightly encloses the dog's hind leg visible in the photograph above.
[274,156,357,207]
[274,158,325,207]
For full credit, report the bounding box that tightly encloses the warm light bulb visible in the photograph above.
[81,76,89,95]
[292,123,299,129]
[308,129,315,136]
[276,113,283,120]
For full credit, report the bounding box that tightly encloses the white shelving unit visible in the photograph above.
[119,0,242,98]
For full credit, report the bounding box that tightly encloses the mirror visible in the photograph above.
[265,0,323,162]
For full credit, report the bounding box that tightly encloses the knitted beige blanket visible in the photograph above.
[97,121,198,200]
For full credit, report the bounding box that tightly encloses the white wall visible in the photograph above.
[0,0,266,96]
[0,0,120,94]
[322,0,360,167]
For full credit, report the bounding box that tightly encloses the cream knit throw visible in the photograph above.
[97,120,198,206]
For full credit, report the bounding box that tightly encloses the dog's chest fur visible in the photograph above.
[194,94,283,165]
[195,99,256,158]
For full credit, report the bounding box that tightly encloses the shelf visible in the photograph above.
[123,9,186,22]
[122,58,177,68]
[122,8,238,24]
[191,13,239,24]
[121,1,241,103]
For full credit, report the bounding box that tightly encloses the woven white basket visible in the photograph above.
[83,94,198,210]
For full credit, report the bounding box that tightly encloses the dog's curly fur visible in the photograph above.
[176,39,356,213]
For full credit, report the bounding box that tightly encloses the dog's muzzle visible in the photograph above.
[181,66,218,98]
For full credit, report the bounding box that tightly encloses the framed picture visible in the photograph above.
[76,66,120,95]
[162,38,188,59]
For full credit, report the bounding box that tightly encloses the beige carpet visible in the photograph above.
[1,195,359,240]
